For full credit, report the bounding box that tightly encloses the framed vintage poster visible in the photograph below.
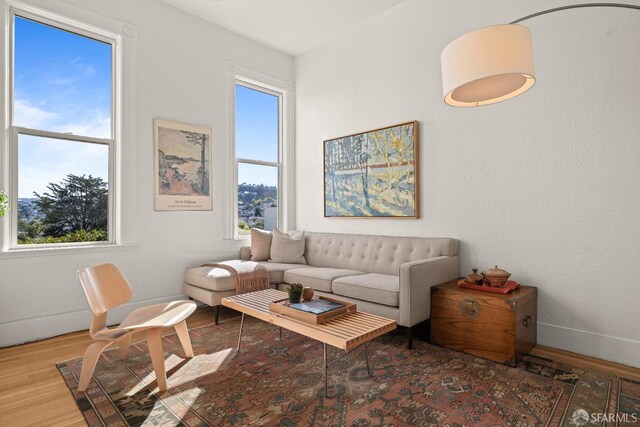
[154,119,212,211]
[324,121,419,218]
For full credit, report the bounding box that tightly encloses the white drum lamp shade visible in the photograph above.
[441,24,536,107]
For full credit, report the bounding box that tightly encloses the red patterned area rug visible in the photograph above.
[57,317,640,426]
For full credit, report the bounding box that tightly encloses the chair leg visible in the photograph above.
[174,320,194,358]
[117,334,132,360]
[78,341,112,392]
[147,328,167,392]
[214,305,219,325]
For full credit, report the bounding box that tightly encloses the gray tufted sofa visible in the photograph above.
[183,232,459,347]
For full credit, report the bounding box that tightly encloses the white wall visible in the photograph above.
[0,0,293,345]
[294,0,640,367]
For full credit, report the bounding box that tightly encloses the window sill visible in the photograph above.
[0,242,138,260]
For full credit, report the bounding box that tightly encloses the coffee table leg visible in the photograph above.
[364,342,373,376]
[236,313,245,353]
[322,342,373,397]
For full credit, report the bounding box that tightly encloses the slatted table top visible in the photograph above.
[222,289,397,351]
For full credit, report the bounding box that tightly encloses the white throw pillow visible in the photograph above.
[250,228,272,261]
[270,229,307,264]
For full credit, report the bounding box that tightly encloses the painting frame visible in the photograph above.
[323,121,419,219]
[153,118,212,211]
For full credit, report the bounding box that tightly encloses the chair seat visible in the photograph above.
[92,328,131,341]
[118,300,197,331]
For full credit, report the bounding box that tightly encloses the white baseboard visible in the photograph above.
[538,322,640,368]
[0,294,187,348]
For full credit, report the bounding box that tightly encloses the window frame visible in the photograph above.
[4,4,121,250]
[234,78,283,238]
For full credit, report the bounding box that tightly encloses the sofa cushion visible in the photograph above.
[271,230,307,264]
[259,261,311,283]
[185,261,305,290]
[304,232,459,275]
[332,273,399,307]
[283,268,366,292]
[369,237,459,276]
[184,265,236,292]
[305,233,375,272]
[250,228,272,261]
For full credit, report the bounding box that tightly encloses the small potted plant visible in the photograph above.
[287,283,304,303]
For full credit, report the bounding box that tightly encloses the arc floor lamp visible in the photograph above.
[440,3,640,107]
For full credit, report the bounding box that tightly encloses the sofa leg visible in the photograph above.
[214,305,219,325]
[407,326,414,349]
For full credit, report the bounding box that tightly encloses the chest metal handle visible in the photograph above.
[522,315,532,327]
[460,297,480,319]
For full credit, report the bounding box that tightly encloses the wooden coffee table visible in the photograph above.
[222,288,396,397]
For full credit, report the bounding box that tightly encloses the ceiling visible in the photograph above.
[161,0,407,56]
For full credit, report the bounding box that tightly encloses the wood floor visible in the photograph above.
[1,305,638,426]
[0,305,230,427]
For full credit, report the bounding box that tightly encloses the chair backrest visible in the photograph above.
[78,263,133,316]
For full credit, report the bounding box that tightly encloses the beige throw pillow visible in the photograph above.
[250,228,272,261]
[270,229,307,264]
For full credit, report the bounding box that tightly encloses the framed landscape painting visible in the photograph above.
[324,121,419,218]
[154,119,212,211]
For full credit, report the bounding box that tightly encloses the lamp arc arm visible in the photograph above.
[510,2,640,24]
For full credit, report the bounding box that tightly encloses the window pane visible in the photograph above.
[237,163,278,235]
[18,134,109,244]
[235,84,279,162]
[13,16,112,138]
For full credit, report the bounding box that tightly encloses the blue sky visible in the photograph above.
[16,15,279,197]
[235,85,279,187]
[15,16,111,197]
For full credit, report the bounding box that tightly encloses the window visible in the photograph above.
[7,9,118,248]
[234,80,282,237]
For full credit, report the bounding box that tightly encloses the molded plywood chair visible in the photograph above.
[77,263,197,393]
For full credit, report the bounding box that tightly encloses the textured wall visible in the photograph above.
[294,0,640,366]
[0,0,293,345]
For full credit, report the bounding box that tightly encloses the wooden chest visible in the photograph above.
[431,280,537,367]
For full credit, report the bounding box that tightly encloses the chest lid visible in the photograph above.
[432,280,537,311]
